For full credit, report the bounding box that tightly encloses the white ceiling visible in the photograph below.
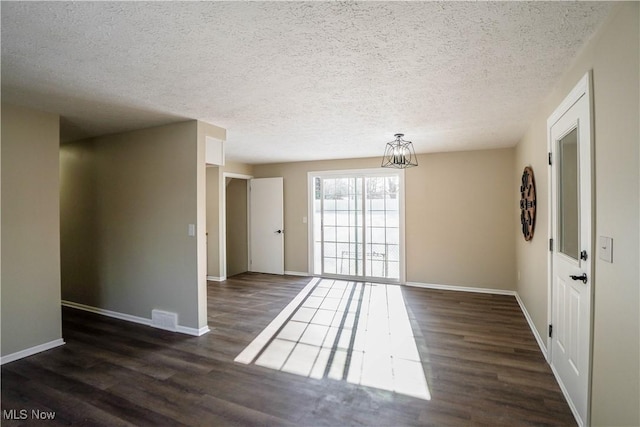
[1,1,613,164]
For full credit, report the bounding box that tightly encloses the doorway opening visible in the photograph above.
[308,169,405,283]
[220,172,252,280]
[225,176,250,278]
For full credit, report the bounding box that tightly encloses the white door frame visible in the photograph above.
[307,168,406,283]
[546,71,594,427]
[220,172,253,281]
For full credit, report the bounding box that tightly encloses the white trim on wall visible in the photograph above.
[514,293,548,360]
[405,281,516,296]
[176,325,211,337]
[1,338,65,365]
[284,271,311,277]
[63,300,151,326]
[61,300,210,337]
[405,281,547,359]
[206,275,226,282]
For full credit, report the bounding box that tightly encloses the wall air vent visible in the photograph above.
[151,309,178,332]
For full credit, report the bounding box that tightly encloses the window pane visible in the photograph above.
[558,129,579,260]
[324,226,336,242]
[324,257,336,274]
[336,243,350,259]
[336,211,349,226]
[324,242,336,257]
[371,227,386,244]
[386,211,399,228]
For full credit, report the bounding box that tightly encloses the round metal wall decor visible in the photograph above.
[520,166,536,241]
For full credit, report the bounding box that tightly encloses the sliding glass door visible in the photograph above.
[311,169,403,282]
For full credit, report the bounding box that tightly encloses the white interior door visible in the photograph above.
[250,177,284,275]
[548,74,592,427]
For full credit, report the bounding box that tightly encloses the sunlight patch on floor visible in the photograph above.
[235,278,430,400]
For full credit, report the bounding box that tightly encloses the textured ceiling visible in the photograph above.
[1,2,613,164]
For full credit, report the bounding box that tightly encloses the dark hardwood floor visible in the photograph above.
[2,273,575,426]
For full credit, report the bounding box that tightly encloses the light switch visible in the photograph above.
[188,224,196,237]
[303,216,307,224]
[598,236,613,263]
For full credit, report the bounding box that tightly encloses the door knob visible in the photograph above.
[570,273,588,284]
[275,229,283,234]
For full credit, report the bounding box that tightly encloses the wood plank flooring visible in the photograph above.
[1,273,576,426]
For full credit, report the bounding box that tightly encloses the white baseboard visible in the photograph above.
[177,325,211,336]
[207,276,226,282]
[404,281,517,296]
[514,293,548,359]
[404,281,548,362]
[61,300,210,337]
[1,338,65,365]
[284,271,310,277]
[62,300,152,327]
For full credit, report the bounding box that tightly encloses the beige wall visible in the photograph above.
[406,149,515,289]
[1,104,62,356]
[253,148,516,289]
[225,178,249,277]
[61,121,206,330]
[222,161,254,177]
[59,140,100,305]
[514,3,639,425]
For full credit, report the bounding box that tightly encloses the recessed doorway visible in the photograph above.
[225,177,250,277]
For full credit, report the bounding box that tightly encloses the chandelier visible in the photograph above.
[381,133,418,169]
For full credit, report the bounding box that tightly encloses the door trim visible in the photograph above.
[307,168,406,283]
[221,172,253,281]
[546,71,594,427]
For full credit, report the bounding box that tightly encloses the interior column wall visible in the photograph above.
[1,104,63,358]
[60,121,204,330]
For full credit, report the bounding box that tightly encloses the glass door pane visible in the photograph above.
[313,177,322,274]
[365,176,400,280]
[321,176,363,276]
[313,171,401,281]
[557,128,580,260]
